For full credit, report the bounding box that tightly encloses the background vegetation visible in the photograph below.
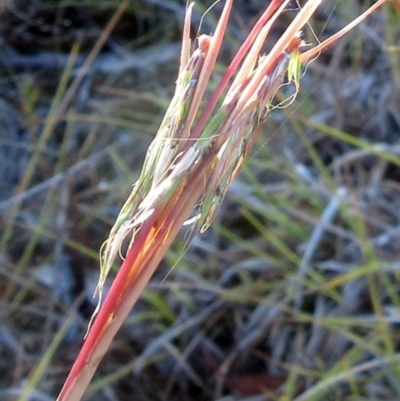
[0,0,399,400]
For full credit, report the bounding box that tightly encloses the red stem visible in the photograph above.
[57,171,208,400]
[57,213,158,400]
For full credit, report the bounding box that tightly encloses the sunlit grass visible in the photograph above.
[0,1,398,400]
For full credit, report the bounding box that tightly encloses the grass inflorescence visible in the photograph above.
[0,1,398,400]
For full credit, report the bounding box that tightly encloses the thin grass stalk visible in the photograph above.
[56,1,389,400]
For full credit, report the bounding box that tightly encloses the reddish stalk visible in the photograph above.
[57,150,216,400]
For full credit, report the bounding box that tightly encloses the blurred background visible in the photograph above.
[0,1,399,400]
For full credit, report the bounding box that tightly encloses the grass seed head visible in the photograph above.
[55,2,390,400]
[96,1,304,298]
[97,0,389,308]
